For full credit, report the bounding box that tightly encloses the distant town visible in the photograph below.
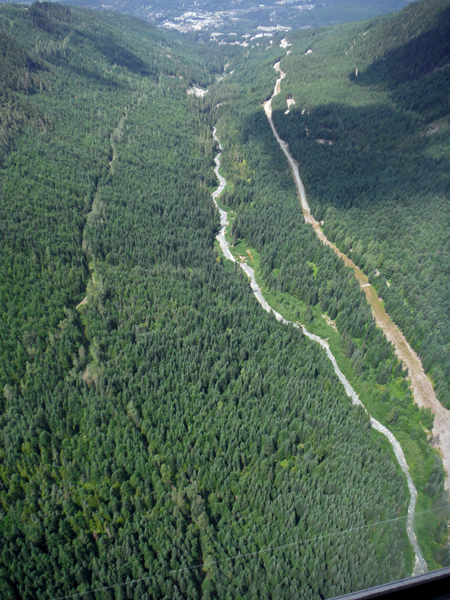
[93,1,316,37]
[159,6,313,34]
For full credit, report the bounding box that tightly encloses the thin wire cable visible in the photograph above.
[48,502,450,600]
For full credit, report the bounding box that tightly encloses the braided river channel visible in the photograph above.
[211,127,427,576]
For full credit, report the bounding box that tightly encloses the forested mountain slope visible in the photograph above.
[268,0,450,410]
[0,3,425,599]
[202,1,449,572]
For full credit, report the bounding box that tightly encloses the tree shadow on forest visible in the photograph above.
[241,97,450,216]
[352,3,450,120]
[93,35,154,76]
[74,30,155,77]
[355,4,450,87]
[67,63,128,89]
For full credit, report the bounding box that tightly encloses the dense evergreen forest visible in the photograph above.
[0,1,448,599]
[265,0,450,411]
[202,0,449,572]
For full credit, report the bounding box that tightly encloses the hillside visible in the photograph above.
[202,0,450,574]
[0,3,431,599]
[267,0,450,413]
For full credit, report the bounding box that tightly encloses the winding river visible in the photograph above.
[211,127,427,576]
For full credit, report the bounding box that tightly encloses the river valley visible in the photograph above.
[263,61,450,496]
[211,128,427,575]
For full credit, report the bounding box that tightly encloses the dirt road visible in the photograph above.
[264,60,450,490]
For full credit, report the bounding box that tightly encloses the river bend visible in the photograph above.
[211,127,427,576]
